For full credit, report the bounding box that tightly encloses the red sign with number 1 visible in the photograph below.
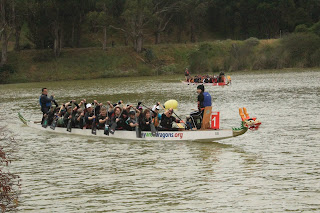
[211,112,220,129]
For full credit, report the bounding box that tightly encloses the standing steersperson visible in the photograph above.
[39,88,58,123]
[187,85,212,129]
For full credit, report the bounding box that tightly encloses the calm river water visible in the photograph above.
[0,70,319,212]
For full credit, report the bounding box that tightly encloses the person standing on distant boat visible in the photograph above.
[184,68,190,81]
[39,88,57,124]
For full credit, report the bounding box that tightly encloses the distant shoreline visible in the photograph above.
[1,37,320,84]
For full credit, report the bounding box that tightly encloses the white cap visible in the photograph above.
[86,103,92,108]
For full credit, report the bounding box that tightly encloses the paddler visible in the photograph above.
[98,106,109,129]
[46,105,56,126]
[141,109,152,131]
[160,108,182,130]
[63,100,79,127]
[125,109,140,131]
[184,68,190,81]
[151,104,161,128]
[109,106,125,133]
[84,103,96,129]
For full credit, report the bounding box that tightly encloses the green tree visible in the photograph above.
[295,24,309,33]
[111,0,154,53]
[87,0,121,50]
[12,0,28,51]
[152,0,179,44]
[179,0,211,43]
[310,21,320,37]
[26,0,94,51]
[0,0,15,65]
[87,11,109,50]
[257,2,281,38]
[278,0,296,33]
[66,0,96,48]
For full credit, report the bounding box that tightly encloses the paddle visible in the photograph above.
[66,118,72,132]
[42,113,48,128]
[159,103,185,129]
[82,110,86,129]
[92,104,97,135]
[104,105,109,136]
[50,116,57,130]
[134,108,142,138]
[109,120,117,134]
[149,119,157,136]
[66,103,74,132]
[42,106,51,128]
[140,103,157,136]
[104,123,109,135]
[50,107,62,130]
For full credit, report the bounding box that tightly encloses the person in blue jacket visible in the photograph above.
[39,88,57,124]
[196,84,211,111]
[188,85,212,129]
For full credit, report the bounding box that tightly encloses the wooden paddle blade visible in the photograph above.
[67,119,72,132]
[150,124,157,136]
[176,123,184,128]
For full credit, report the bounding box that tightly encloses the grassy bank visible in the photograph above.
[3,44,192,83]
[2,33,320,84]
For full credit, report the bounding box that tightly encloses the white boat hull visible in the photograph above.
[18,113,247,142]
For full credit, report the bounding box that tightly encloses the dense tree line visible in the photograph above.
[0,0,319,65]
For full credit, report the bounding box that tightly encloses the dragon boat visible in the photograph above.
[182,75,231,86]
[18,107,260,142]
[181,81,229,86]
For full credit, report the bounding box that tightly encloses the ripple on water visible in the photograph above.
[0,71,320,212]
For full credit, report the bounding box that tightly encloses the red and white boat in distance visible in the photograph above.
[182,75,231,86]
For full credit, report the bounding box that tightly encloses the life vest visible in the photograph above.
[39,95,52,108]
[185,70,189,75]
[152,116,159,127]
[203,92,212,107]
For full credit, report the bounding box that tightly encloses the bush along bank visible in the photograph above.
[188,33,320,74]
[2,32,320,84]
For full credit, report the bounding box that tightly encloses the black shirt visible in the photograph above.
[40,94,54,113]
[98,114,108,129]
[141,117,152,131]
[197,92,204,110]
[160,113,177,129]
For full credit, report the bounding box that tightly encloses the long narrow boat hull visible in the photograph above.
[18,113,247,142]
[181,81,229,86]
